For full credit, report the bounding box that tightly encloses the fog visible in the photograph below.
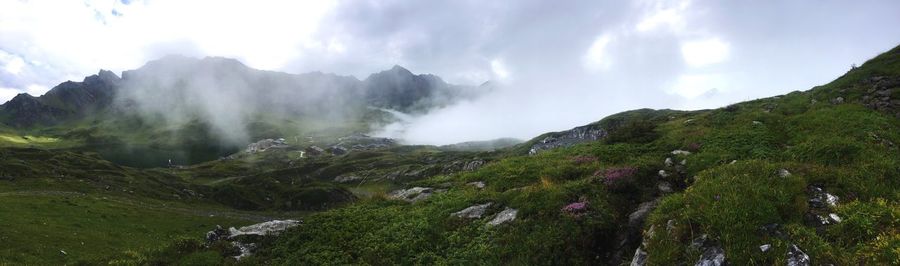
[3,0,900,145]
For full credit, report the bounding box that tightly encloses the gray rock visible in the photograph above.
[488,207,518,226]
[630,247,648,266]
[228,220,301,238]
[451,203,493,219]
[665,157,674,167]
[658,181,673,194]
[786,244,810,266]
[778,169,792,178]
[528,125,607,155]
[760,244,771,252]
[831,97,844,105]
[389,187,434,203]
[463,160,485,171]
[245,138,288,153]
[666,219,677,232]
[671,150,692,155]
[334,175,364,183]
[466,181,486,189]
[658,170,670,178]
[629,199,660,228]
[828,213,842,223]
[752,120,763,125]
[695,246,725,266]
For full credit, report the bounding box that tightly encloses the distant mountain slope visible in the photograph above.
[0,56,487,129]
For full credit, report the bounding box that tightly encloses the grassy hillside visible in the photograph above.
[147,46,899,265]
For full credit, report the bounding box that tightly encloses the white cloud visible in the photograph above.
[0,87,19,103]
[490,59,510,80]
[667,73,727,99]
[25,84,49,96]
[680,38,730,67]
[635,0,690,33]
[583,34,614,71]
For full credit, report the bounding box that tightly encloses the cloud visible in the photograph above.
[680,38,730,67]
[2,0,900,144]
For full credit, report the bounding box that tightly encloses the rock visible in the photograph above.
[786,244,811,266]
[305,145,325,156]
[232,242,257,260]
[671,150,692,155]
[205,225,229,243]
[389,187,434,203]
[328,145,348,155]
[759,223,785,238]
[228,220,301,238]
[825,193,839,207]
[658,170,669,178]
[694,246,725,266]
[488,207,518,226]
[658,181,673,194]
[528,125,607,155]
[690,234,709,250]
[760,244,771,252]
[680,159,687,166]
[777,169,792,178]
[451,203,493,219]
[628,199,660,228]
[462,160,485,171]
[334,175,364,183]
[466,181,486,189]
[752,121,763,125]
[665,157,674,167]
[245,138,288,153]
[729,160,737,164]
[831,97,844,105]
[828,213,842,223]
[630,247,648,266]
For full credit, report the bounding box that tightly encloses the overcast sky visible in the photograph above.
[1,0,898,144]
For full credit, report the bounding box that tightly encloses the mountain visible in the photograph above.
[1,45,897,265]
[0,56,485,128]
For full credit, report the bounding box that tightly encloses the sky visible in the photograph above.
[1,0,899,144]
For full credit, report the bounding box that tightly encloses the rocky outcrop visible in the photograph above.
[487,207,518,226]
[0,70,120,127]
[205,220,301,260]
[389,187,438,203]
[528,124,607,155]
[451,203,493,219]
[859,76,899,118]
[245,138,288,154]
[786,244,811,266]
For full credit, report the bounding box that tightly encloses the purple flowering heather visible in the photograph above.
[562,202,588,213]
[597,167,638,184]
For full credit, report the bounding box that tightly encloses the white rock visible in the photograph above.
[778,169,792,178]
[658,170,670,178]
[759,244,771,252]
[665,157,674,167]
[829,213,842,223]
[451,203,493,219]
[488,207,518,226]
[825,193,839,207]
[466,181,486,189]
[671,150,692,155]
[228,220,301,238]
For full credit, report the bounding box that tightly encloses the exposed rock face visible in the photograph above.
[0,70,120,127]
[860,76,899,118]
[334,175,364,183]
[628,199,660,228]
[228,220,301,238]
[528,124,607,155]
[695,246,726,266]
[245,138,288,153]
[205,220,302,260]
[389,187,435,203]
[487,207,518,226]
[630,247,648,266]
[451,203,493,219]
[786,244,811,266]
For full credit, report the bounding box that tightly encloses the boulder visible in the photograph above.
[671,150,692,156]
[389,187,434,203]
[228,220,301,238]
[695,246,726,266]
[466,181,486,189]
[451,203,493,219]
[786,244,810,266]
[630,247,648,266]
[488,207,518,226]
[628,199,661,228]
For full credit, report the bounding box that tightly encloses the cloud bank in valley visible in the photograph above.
[2,0,900,144]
